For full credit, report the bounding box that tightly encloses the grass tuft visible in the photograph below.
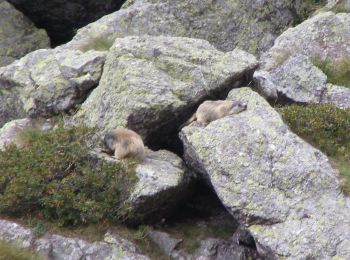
[279,104,350,195]
[311,57,350,88]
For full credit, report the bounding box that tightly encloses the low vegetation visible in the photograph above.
[294,0,327,24]
[312,57,350,88]
[0,242,41,260]
[279,104,350,194]
[0,126,137,226]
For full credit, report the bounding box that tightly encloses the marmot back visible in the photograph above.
[104,128,145,161]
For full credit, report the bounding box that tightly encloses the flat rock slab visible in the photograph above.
[254,12,350,108]
[180,87,350,259]
[0,48,106,128]
[62,0,302,55]
[73,36,257,143]
[0,0,49,67]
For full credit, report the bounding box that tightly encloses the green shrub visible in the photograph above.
[279,104,350,194]
[294,0,327,24]
[0,126,136,226]
[0,242,41,260]
[312,57,350,88]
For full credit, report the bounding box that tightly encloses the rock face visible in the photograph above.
[0,219,150,259]
[90,148,191,223]
[7,0,126,46]
[254,12,350,108]
[180,87,350,259]
[0,118,53,150]
[0,0,49,67]
[73,36,257,145]
[0,49,106,128]
[62,0,302,55]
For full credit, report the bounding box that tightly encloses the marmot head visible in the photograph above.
[229,101,247,114]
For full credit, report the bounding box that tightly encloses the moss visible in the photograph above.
[0,126,137,226]
[79,37,114,52]
[279,104,350,195]
[0,242,42,260]
[311,57,350,88]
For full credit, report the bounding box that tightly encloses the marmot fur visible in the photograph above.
[181,100,247,127]
[104,128,145,161]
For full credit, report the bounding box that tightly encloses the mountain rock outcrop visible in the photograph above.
[254,11,350,108]
[62,0,304,55]
[7,0,126,46]
[72,36,257,145]
[0,0,49,67]
[0,49,106,128]
[180,87,350,259]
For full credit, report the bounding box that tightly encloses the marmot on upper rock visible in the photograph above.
[181,100,247,127]
[104,128,145,161]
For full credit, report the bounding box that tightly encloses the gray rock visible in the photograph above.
[62,0,302,55]
[254,12,350,107]
[90,148,191,223]
[0,219,34,248]
[0,0,49,67]
[326,0,350,13]
[180,87,350,259]
[194,238,250,260]
[72,36,257,143]
[147,230,182,256]
[321,83,350,108]
[255,54,328,103]
[32,230,151,260]
[7,0,125,46]
[0,118,54,150]
[0,48,106,127]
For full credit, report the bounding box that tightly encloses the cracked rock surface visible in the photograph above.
[180,87,350,259]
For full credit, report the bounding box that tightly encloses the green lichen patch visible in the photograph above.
[279,104,350,194]
[311,57,350,88]
[0,126,137,226]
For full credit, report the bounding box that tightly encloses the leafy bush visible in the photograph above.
[279,104,350,194]
[312,57,350,88]
[0,242,41,260]
[0,126,136,226]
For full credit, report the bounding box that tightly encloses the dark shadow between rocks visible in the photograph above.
[8,0,128,46]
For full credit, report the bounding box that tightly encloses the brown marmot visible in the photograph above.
[182,100,247,127]
[104,128,145,161]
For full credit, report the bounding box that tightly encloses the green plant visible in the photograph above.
[311,57,350,88]
[294,0,327,24]
[26,217,46,237]
[279,104,350,194]
[0,242,41,260]
[0,126,137,226]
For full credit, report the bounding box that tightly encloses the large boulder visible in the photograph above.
[180,87,350,259]
[62,0,303,55]
[72,36,257,145]
[7,0,125,46]
[0,118,53,150]
[254,12,350,108]
[0,218,150,259]
[0,0,49,67]
[0,49,106,128]
[90,148,191,223]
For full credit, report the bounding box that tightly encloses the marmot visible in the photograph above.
[181,100,247,127]
[104,128,145,161]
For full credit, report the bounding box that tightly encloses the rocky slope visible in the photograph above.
[0,0,349,259]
